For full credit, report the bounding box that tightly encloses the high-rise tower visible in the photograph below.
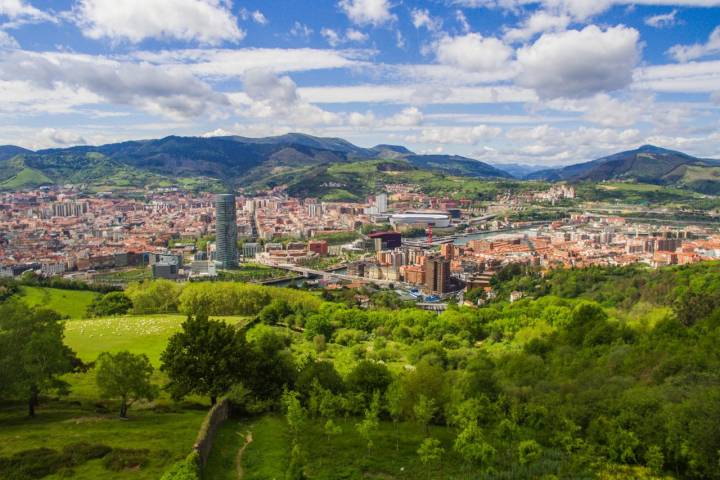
[215,193,238,269]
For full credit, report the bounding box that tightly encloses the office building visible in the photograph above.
[424,255,451,294]
[215,193,238,269]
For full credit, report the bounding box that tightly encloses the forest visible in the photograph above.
[0,263,719,479]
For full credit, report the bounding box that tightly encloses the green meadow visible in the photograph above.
[19,286,99,319]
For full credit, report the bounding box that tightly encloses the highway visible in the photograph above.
[263,262,413,288]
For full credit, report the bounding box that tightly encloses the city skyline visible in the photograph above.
[0,0,719,166]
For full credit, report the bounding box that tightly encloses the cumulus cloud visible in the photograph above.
[668,26,720,62]
[289,22,313,39]
[338,0,396,26]
[240,69,340,126]
[321,28,368,46]
[240,8,268,25]
[411,8,442,32]
[0,50,229,118]
[517,25,641,99]
[644,9,678,28]
[540,93,651,127]
[38,128,87,146]
[0,29,18,48]
[503,11,571,42]
[0,0,53,24]
[412,125,502,144]
[73,0,244,44]
[434,33,513,73]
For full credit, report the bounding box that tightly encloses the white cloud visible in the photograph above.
[289,22,313,39]
[73,0,244,45]
[321,28,368,46]
[239,69,341,126]
[0,29,18,48]
[37,128,87,146]
[251,10,267,25]
[455,10,471,33]
[338,0,396,26]
[644,9,678,28]
[434,33,513,73]
[386,107,424,126]
[633,59,720,92]
[0,0,53,24]
[0,50,229,118]
[321,28,342,47]
[540,93,651,127]
[300,84,536,104]
[411,8,442,31]
[503,11,571,42]
[346,28,369,42]
[712,91,720,104]
[517,25,640,98]
[453,0,720,21]
[411,125,502,144]
[668,26,720,62]
[132,48,368,79]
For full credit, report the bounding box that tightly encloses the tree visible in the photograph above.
[259,299,292,325]
[0,301,81,416]
[95,351,157,418]
[86,292,133,317]
[414,394,437,436]
[454,423,496,471]
[518,440,542,466]
[324,418,343,441]
[245,325,297,401]
[386,381,404,451]
[346,360,392,402]
[160,315,247,405]
[282,390,306,442]
[356,391,381,451]
[417,437,444,477]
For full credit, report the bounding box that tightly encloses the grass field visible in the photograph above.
[0,313,251,480]
[0,403,206,480]
[19,286,99,318]
[207,414,549,480]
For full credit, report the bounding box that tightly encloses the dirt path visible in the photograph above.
[235,431,253,480]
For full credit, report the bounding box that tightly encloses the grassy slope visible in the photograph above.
[210,414,551,480]
[19,286,99,318]
[0,314,249,479]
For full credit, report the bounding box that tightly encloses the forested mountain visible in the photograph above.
[0,134,511,191]
[528,145,720,194]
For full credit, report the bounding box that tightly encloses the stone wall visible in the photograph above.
[192,398,231,467]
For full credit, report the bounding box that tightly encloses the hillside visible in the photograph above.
[0,134,511,192]
[529,145,720,194]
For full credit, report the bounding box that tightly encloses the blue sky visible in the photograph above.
[0,0,719,165]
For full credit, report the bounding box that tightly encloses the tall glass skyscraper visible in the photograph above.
[215,193,238,269]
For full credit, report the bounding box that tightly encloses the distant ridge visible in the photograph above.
[0,133,512,191]
[527,145,720,194]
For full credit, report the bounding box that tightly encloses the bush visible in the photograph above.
[160,452,201,480]
[0,443,112,480]
[102,448,150,471]
[86,291,133,317]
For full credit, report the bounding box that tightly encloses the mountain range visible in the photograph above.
[0,135,719,196]
[0,133,510,194]
[528,145,720,194]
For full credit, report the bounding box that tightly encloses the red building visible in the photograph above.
[308,240,329,256]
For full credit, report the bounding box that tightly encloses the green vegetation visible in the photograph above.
[219,263,289,282]
[3,262,720,479]
[18,286,99,319]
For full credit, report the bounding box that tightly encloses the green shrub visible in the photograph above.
[0,443,112,479]
[160,451,201,480]
[102,448,150,471]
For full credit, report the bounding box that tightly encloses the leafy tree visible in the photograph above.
[126,279,182,314]
[245,325,296,400]
[518,440,542,466]
[417,437,444,477]
[95,351,157,417]
[454,423,496,470]
[346,360,392,402]
[86,292,133,317]
[386,381,404,451]
[282,390,306,442]
[160,315,247,405]
[413,394,437,436]
[324,418,343,441]
[0,301,81,416]
[259,299,292,325]
[356,391,381,451]
[296,360,345,397]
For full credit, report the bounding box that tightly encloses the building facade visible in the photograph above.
[215,193,238,269]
